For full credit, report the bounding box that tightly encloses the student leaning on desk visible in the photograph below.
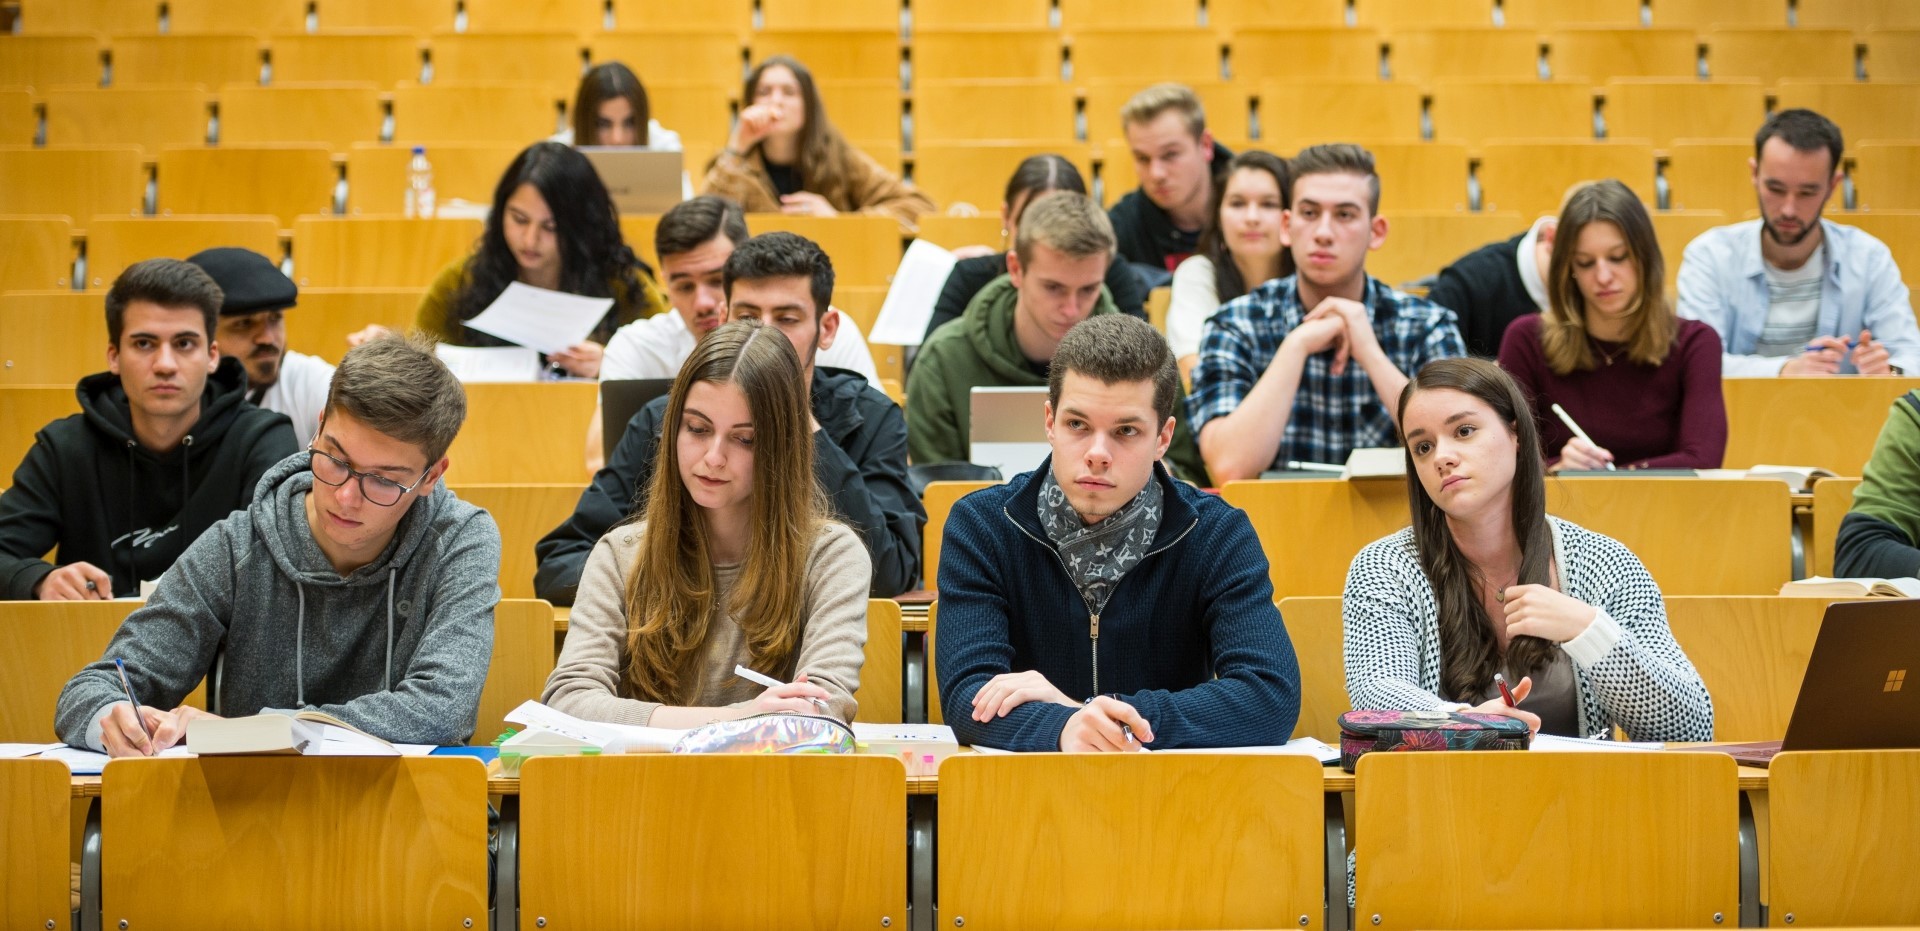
[53,335,503,757]
[936,315,1303,752]
[1341,357,1715,741]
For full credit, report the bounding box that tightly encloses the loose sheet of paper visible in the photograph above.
[463,281,613,355]
[504,699,687,752]
[0,742,65,759]
[42,746,111,774]
[435,344,542,382]
[867,239,959,346]
[1530,734,1666,752]
[969,737,1339,760]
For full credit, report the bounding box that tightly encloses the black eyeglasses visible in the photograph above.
[307,447,428,507]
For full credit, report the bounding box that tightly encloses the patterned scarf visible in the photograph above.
[1035,470,1165,615]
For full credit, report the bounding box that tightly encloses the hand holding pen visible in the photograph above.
[734,664,834,716]
[1550,403,1615,472]
[1060,696,1153,753]
[1472,673,1541,737]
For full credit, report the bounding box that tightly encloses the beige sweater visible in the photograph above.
[542,520,871,725]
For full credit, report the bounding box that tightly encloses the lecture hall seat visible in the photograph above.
[911,28,1062,82]
[82,215,280,289]
[108,33,264,87]
[1769,750,1920,926]
[1475,140,1657,219]
[0,35,105,87]
[759,0,901,30]
[155,145,338,229]
[1602,79,1766,149]
[589,31,746,89]
[1720,377,1920,476]
[1703,28,1859,83]
[1661,139,1755,215]
[460,0,607,33]
[0,216,74,293]
[41,86,210,154]
[473,598,558,744]
[748,28,901,84]
[217,83,387,154]
[0,146,145,229]
[1256,81,1426,145]
[264,32,426,85]
[1776,84,1920,154]
[1663,596,1827,742]
[427,31,589,85]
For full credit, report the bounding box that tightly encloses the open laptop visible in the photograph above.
[968,386,1051,478]
[600,379,676,462]
[577,148,684,214]
[1712,599,1920,767]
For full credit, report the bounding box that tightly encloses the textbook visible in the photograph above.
[852,723,961,775]
[1343,447,1406,480]
[1779,576,1920,598]
[186,711,396,756]
[1697,464,1838,493]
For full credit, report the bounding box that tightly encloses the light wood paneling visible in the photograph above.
[0,759,72,931]
[1722,377,1920,475]
[857,598,904,723]
[445,381,598,484]
[1770,749,1920,926]
[1665,595,1829,742]
[446,484,584,600]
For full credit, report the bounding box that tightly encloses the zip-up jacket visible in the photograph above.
[0,358,296,598]
[935,458,1301,751]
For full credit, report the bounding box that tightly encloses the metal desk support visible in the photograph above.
[80,798,101,931]
[1738,791,1761,928]
[496,795,519,931]
[1325,791,1349,931]
[909,793,936,931]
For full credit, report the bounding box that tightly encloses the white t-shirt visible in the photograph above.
[257,349,335,448]
[549,120,684,152]
[601,308,884,386]
[1755,243,1826,359]
[1165,254,1219,359]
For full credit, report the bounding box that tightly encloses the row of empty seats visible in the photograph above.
[11,0,1920,34]
[5,26,1916,89]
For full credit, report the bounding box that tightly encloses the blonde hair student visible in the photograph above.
[541,320,872,725]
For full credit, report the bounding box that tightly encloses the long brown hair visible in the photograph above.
[1398,358,1557,702]
[1195,149,1295,302]
[572,62,651,147]
[1540,180,1673,375]
[740,55,854,191]
[622,319,826,703]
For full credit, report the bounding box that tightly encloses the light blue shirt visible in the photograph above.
[1677,218,1918,376]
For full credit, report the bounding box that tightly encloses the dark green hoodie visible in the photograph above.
[0,357,296,598]
[905,274,1209,484]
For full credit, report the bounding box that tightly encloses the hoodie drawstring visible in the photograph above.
[122,441,135,597]
[295,583,306,706]
[385,569,395,692]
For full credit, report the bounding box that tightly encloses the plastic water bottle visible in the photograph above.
[405,145,436,219]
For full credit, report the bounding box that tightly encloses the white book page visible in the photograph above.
[868,239,958,346]
[504,699,686,753]
[1531,734,1666,752]
[464,281,613,355]
[0,742,64,758]
[435,344,542,383]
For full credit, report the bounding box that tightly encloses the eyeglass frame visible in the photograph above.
[306,445,432,507]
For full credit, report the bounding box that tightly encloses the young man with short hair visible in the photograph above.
[936,314,1300,751]
[1678,108,1918,376]
[1188,143,1465,482]
[193,246,336,447]
[56,335,502,755]
[907,191,1208,483]
[1107,83,1232,288]
[537,231,923,601]
[0,258,297,600]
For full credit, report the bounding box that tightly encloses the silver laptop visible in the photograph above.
[577,148,684,214]
[1711,598,1920,766]
[969,386,1051,477]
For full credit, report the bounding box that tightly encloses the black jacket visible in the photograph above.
[534,366,925,602]
[0,357,298,598]
[1107,140,1235,275]
[923,252,1149,343]
[1424,231,1542,359]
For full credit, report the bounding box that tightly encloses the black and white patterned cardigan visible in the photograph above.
[1341,516,1715,741]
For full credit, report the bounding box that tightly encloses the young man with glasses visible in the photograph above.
[56,335,503,757]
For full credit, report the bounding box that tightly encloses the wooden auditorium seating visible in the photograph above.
[749,28,900,84]
[1547,27,1699,79]
[1602,79,1766,148]
[926,602,942,724]
[1662,139,1756,215]
[290,215,482,288]
[41,86,210,153]
[1769,750,1920,926]
[0,600,204,742]
[1644,0,1790,27]
[919,480,999,591]
[1797,0,1920,27]
[1841,211,1920,278]
[428,31,589,85]
[1066,28,1222,85]
[857,598,905,724]
[283,288,426,363]
[108,33,263,87]
[305,0,455,32]
[82,215,280,288]
[911,28,1062,82]
[461,0,607,33]
[911,0,1054,29]
[0,34,106,86]
[518,755,906,928]
[589,31,746,89]
[1058,0,1200,29]
[1427,81,1598,142]
[1776,81,1920,144]
[643,81,738,149]
[1231,28,1384,83]
[1648,209,1729,290]
[816,78,903,146]
[344,141,522,215]
[0,216,75,292]
[1705,26,1860,82]
[760,0,902,30]
[1548,476,1791,595]
[1351,0,1495,28]
[166,0,309,34]
[444,483,584,600]
[445,381,598,484]
[15,0,160,34]
[264,32,426,85]
[1207,0,1348,28]
[217,83,386,153]
[1274,596,1348,743]
[1256,81,1426,145]
[1355,752,1739,927]
[914,215,1007,253]
[387,82,565,145]
[1663,596,1826,742]
[1366,210,1524,287]
[1350,142,1473,212]
[1081,80,1251,147]
[913,141,1094,214]
[0,386,83,488]
[940,753,1326,930]
[1852,142,1920,211]
[1382,27,1543,82]
[1808,477,1863,579]
[1475,140,1656,219]
[915,80,1076,145]
[1222,480,1412,601]
[1721,377,1920,476]
[0,291,106,385]
[1862,29,1920,81]
[748,214,902,289]
[474,599,558,745]
[155,145,338,228]
[0,759,71,931]
[0,90,35,146]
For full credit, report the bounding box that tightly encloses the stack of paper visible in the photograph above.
[503,700,688,753]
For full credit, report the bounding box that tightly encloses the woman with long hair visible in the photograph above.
[1166,149,1293,382]
[542,320,872,725]
[1497,179,1726,470]
[557,61,682,150]
[1341,356,1712,740]
[702,55,934,232]
[415,141,667,378]
[923,153,1149,342]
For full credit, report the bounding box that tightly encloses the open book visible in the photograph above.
[1697,464,1838,493]
[185,711,414,756]
[1780,576,1920,598]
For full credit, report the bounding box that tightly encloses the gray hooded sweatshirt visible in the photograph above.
[55,452,502,750]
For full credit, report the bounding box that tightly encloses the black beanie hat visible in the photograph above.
[187,247,298,316]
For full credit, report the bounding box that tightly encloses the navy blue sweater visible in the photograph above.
[936,460,1301,751]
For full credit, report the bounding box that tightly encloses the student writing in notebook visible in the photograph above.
[936,315,1301,751]
[55,336,501,756]
[541,320,871,726]
[1341,357,1713,740]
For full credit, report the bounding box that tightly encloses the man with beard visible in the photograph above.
[194,247,334,447]
[1679,109,1919,376]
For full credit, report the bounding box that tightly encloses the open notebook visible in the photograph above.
[1780,576,1920,598]
[185,711,434,756]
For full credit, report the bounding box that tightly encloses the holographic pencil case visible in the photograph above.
[671,713,856,755]
[1336,709,1530,773]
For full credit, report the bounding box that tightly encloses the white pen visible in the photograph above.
[1549,403,1616,471]
[733,664,831,714]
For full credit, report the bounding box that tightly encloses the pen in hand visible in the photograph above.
[733,664,831,715]
[114,657,158,755]
[1550,403,1615,471]
[1493,672,1518,708]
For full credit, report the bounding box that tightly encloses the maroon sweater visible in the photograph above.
[1498,315,1727,469]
